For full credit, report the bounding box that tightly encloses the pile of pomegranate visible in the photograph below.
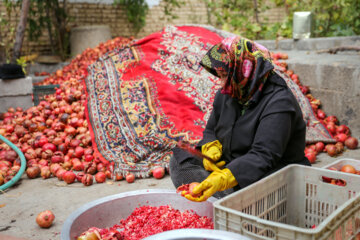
[0,40,358,187]
[0,37,137,187]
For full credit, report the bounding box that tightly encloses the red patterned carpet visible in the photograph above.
[84,25,334,177]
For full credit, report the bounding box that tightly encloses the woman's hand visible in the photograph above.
[202,140,225,172]
[184,168,238,202]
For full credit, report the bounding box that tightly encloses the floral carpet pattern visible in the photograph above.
[84,25,334,177]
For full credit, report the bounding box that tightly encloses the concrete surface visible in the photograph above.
[257,35,360,51]
[70,25,112,57]
[1,147,360,240]
[0,174,176,240]
[0,77,33,113]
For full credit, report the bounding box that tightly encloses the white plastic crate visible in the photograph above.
[323,158,360,174]
[213,165,360,240]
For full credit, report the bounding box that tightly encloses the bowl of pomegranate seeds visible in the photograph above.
[61,189,216,240]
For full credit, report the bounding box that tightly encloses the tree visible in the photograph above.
[11,0,30,63]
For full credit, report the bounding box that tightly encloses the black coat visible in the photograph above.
[173,72,311,189]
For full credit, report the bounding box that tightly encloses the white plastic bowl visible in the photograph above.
[143,229,252,240]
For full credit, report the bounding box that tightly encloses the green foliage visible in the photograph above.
[204,0,272,40]
[162,0,185,21]
[27,0,70,60]
[204,0,359,39]
[114,0,184,33]
[0,1,18,63]
[280,0,360,37]
[113,0,149,34]
[2,0,71,60]
[16,56,28,74]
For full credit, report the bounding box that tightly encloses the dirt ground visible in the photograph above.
[1,148,360,240]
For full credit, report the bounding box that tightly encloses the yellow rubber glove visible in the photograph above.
[184,168,238,202]
[202,140,225,172]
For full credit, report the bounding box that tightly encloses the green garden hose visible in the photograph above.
[0,134,26,191]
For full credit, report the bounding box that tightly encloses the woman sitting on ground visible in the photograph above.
[170,36,311,202]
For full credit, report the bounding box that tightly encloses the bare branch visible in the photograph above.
[316,46,360,54]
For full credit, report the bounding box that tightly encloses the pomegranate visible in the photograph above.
[38,159,49,167]
[95,172,106,183]
[177,182,202,198]
[76,172,85,182]
[41,149,53,160]
[27,159,38,168]
[11,165,20,173]
[84,154,94,162]
[50,163,61,176]
[334,133,348,143]
[189,182,202,197]
[0,173,4,185]
[336,125,350,135]
[84,148,93,155]
[82,173,93,186]
[305,151,316,164]
[325,144,337,157]
[152,167,165,179]
[316,109,326,120]
[326,123,336,135]
[96,163,106,172]
[325,115,338,124]
[74,146,84,158]
[26,166,41,179]
[115,172,123,181]
[37,137,48,147]
[341,165,357,174]
[72,159,83,171]
[14,125,26,137]
[315,142,325,153]
[40,166,51,179]
[36,210,55,228]
[56,168,66,180]
[24,148,36,161]
[84,163,97,175]
[126,173,135,183]
[5,150,17,162]
[105,169,112,179]
[335,142,344,154]
[62,171,76,184]
[61,161,72,170]
[42,143,57,152]
[345,137,358,149]
[51,151,64,164]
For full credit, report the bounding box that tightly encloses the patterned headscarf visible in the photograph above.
[200,36,274,111]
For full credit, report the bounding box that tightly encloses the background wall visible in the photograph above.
[0,0,286,57]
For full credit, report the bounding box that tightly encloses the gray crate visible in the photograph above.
[323,158,360,175]
[214,165,360,240]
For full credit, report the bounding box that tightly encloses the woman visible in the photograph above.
[169,36,311,202]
